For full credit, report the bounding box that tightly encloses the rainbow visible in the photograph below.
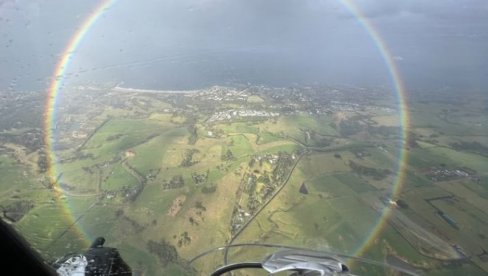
[43,0,117,248]
[339,0,410,258]
[43,0,410,259]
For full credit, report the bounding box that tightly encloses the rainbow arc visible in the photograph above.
[44,0,409,256]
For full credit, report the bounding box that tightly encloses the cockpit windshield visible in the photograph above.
[1,1,487,275]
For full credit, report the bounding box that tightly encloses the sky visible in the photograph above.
[1,0,487,90]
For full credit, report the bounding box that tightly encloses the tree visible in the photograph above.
[146,240,178,266]
[221,149,234,161]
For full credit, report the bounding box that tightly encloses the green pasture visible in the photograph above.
[128,128,187,175]
[256,131,282,144]
[227,135,254,158]
[103,164,138,191]
[0,155,32,195]
[83,119,170,158]
[218,122,259,135]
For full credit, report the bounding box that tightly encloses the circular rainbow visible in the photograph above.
[44,0,409,258]
[43,0,117,248]
[339,0,410,258]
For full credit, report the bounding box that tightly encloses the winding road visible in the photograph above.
[223,151,306,264]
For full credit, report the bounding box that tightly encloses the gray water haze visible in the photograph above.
[1,0,487,91]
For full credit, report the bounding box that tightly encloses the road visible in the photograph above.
[223,151,306,264]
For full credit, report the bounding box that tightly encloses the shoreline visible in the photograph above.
[112,86,199,94]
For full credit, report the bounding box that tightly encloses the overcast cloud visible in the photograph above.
[1,0,487,90]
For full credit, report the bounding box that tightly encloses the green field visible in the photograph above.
[128,127,187,175]
[2,87,488,275]
[0,154,32,194]
[103,164,138,191]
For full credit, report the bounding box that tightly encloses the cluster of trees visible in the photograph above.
[0,200,34,222]
[349,160,391,180]
[1,129,43,153]
[122,215,144,233]
[120,184,144,202]
[187,124,198,145]
[191,171,208,185]
[176,232,191,247]
[221,149,234,161]
[201,185,216,194]
[188,216,198,226]
[451,141,488,157]
[180,149,199,167]
[162,175,185,190]
[146,240,178,266]
[272,152,294,183]
[194,201,206,211]
[105,133,124,141]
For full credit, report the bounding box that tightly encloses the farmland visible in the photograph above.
[0,85,487,275]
